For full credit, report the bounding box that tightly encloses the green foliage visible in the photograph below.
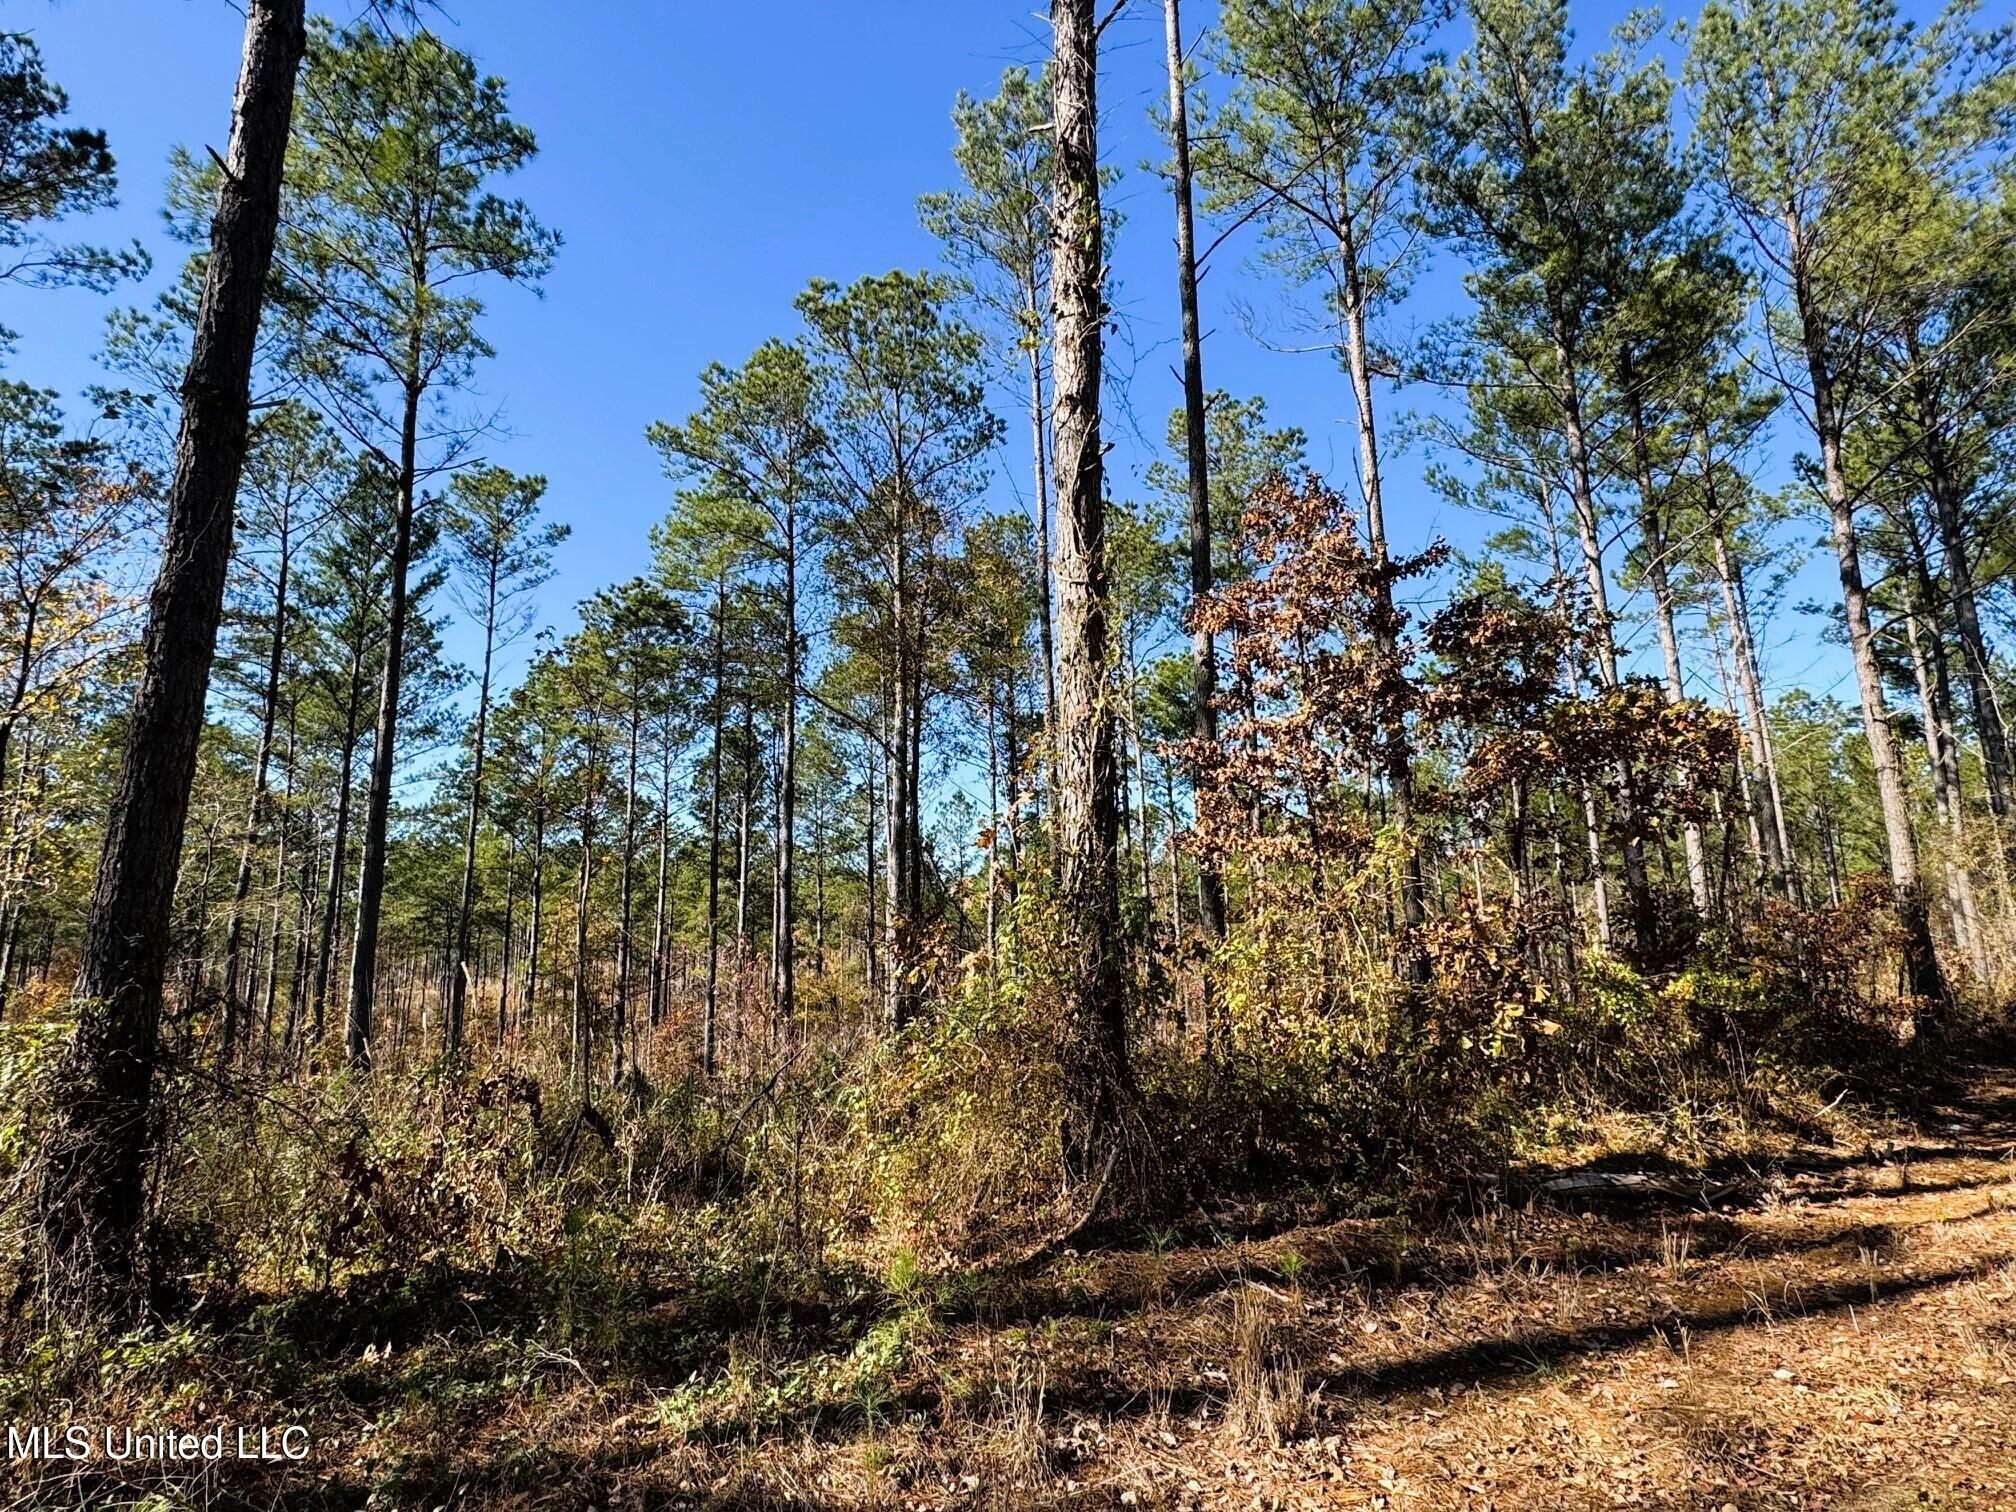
[271,19,556,444]
[0,1017,64,1173]
[917,66,1053,349]
[1199,0,1448,308]
[0,31,145,302]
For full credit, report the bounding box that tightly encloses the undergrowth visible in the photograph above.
[0,881,1995,1507]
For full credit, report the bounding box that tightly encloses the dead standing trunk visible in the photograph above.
[1051,0,1130,1183]
[33,0,306,1317]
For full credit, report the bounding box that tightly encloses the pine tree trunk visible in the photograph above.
[649,725,671,1029]
[447,560,500,1057]
[1162,0,1226,943]
[347,380,424,1069]
[1706,605,1770,896]
[496,834,515,1046]
[1904,603,1989,983]
[1130,655,1154,932]
[1553,337,1655,959]
[985,682,1001,966]
[284,828,315,1061]
[258,714,296,1066]
[1026,302,1059,777]
[1909,327,2011,818]
[571,777,598,1102]
[614,696,639,1083]
[1622,383,1709,914]
[522,801,545,1034]
[311,647,364,1044]
[1340,251,1426,969]
[1790,227,1944,1009]
[774,511,798,1026]
[1708,514,1795,898]
[702,576,726,1075]
[1051,0,1128,1182]
[33,0,305,1317]
[863,743,879,1006]
[734,703,752,1042]
[222,519,291,1060]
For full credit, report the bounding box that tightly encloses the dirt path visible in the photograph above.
[757,1074,2016,1510]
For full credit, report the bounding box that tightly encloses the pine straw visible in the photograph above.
[9,1082,2016,1509]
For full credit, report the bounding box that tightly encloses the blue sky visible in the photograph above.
[5,0,1872,720]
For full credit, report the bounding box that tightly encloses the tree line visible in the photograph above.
[2,0,2014,1319]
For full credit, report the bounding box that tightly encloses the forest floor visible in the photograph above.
[652,1071,2016,1512]
[14,1072,2016,1509]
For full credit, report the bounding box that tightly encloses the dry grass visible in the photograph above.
[1223,1283,1310,1449]
[9,1077,2016,1509]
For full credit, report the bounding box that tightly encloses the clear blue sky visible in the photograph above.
[5,0,1871,717]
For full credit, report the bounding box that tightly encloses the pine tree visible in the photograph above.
[441,467,564,1055]
[273,20,555,1068]
[33,0,305,1319]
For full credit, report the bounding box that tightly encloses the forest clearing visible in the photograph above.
[4,0,2016,1505]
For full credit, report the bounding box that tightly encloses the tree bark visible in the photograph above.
[571,776,597,1102]
[1026,292,1059,764]
[32,0,305,1317]
[863,741,879,1006]
[649,720,671,1029]
[1051,0,1129,1183]
[1340,245,1426,972]
[495,833,514,1045]
[521,796,545,1034]
[257,714,296,1066]
[1904,602,1989,983]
